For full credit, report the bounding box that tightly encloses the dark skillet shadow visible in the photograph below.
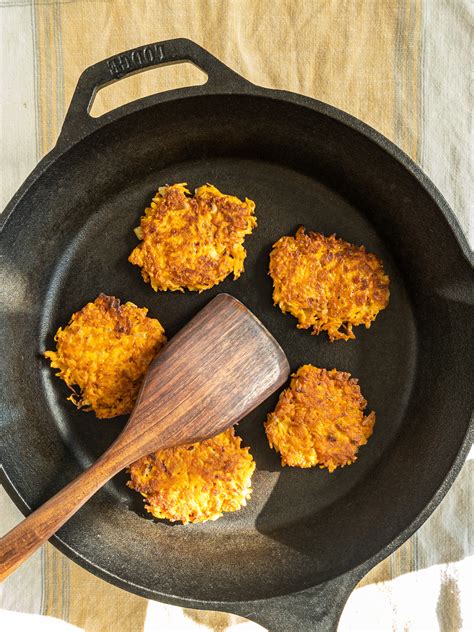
[255,446,473,584]
[237,394,282,473]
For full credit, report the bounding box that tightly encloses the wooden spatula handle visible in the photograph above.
[1,295,289,581]
[0,453,122,581]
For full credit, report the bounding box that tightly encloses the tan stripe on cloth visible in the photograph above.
[1,0,470,631]
[33,0,64,156]
[38,0,423,153]
[394,0,423,161]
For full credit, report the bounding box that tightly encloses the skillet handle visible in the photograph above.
[57,38,248,147]
[224,568,366,632]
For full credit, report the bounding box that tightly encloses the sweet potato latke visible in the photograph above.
[265,365,375,471]
[44,294,166,419]
[128,428,256,524]
[269,227,390,341]
[129,183,257,292]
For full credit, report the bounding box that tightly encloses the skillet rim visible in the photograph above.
[1,70,473,610]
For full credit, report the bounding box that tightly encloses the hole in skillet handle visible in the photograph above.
[55,38,251,148]
[89,63,207,117]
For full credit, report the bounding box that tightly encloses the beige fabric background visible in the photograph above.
[1,1,472,630]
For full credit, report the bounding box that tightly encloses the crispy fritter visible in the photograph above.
[44,294,166,419]
[265,365,375,471]
[269,227,390,341]
[128,183,257,292]
[128,428,256,524]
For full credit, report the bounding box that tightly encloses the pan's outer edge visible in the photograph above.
[1,48,473,626]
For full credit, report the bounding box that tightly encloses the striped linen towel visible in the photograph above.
[1,1,472,630]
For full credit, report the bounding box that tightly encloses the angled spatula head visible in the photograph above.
[124,293,290,458]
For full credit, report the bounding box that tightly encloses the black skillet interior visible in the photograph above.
[1,40,472,629]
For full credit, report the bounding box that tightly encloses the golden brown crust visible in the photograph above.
[44,294,166,419]
[269,227,390,341]
[128,428,256,523]
[265,364,375,471]
[128,183,257,292]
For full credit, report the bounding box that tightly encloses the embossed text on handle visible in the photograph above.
[107,44,164,79]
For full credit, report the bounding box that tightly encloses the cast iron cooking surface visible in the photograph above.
[38,154,416,598]
[41,157,416,516]
[2,93,471,604]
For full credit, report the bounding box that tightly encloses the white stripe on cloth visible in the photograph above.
[0,487,44,615]
[421,0,473,246]
[0,3,44,619]
[0,3,38,209]
[340,557,474,632]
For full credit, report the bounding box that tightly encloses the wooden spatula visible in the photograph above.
[0,293,289,580]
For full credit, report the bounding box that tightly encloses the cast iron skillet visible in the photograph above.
[1,39,473,631]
